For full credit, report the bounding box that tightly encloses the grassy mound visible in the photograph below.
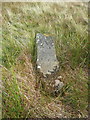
[2,2,88,118]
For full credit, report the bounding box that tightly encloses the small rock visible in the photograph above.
[40,43,43,46]
[57,76,62,80]
[54,79,64,92]
[37,65,41,69]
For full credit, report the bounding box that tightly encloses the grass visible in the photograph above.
[2,68,24,118]
[58,67,88,117]
[1,2,88,118]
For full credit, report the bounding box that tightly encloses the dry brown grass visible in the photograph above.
[2,51,71,118]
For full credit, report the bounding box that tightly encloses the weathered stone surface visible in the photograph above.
[36,33,59,76]
[54,80,64,93]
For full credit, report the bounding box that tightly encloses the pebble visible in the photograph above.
[57,76,62,79]
[55,79,64,91]
[37,65,41,69]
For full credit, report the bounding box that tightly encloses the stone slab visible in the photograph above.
[36,33,59,76]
